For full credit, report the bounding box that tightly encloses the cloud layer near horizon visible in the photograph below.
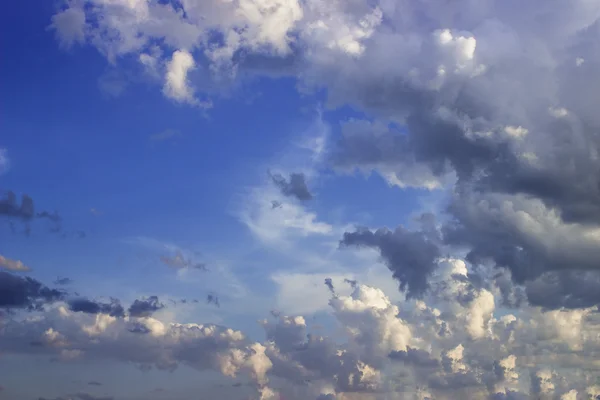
[2,261,600,399]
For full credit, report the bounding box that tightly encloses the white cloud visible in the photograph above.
[4,270,599,400]
[163,49,199,105]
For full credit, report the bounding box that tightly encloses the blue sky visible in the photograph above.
[2,1,600,400]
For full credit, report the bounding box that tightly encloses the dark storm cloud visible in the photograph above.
[0,271,64,310]
[524,270,600,310]
[270,171,313,201]
[127,296,164,317]
[334,103,600,308]
[340,226,441,298]
[68,298,125,318]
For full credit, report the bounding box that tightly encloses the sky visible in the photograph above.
[1,1,600,399]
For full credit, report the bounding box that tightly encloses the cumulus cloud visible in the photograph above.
[4,271,600,400]
[163,49,198,104]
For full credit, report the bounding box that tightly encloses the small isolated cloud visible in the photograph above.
[270,171,313,201]
[150,129,181,142]
[159,251,207,271]
[87,381,102,386]
[0,254,31,272]
[163,50,198,105]
[97,69,128,97]
[54,277,73,286]
[0,148,9,175]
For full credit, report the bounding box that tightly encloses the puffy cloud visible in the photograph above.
[163,49,199,105]
[0,254,31,272]
[48,4,86,50]
[3,269,600,399]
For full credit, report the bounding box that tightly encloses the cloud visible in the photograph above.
[48,4,86,50]
[340,224,442,298]
[150,128,181,142]
[270,171,313,201]
[159,250,207,271]
[54,277,73,285]
[0,148,8,175]
[163,50,200,105]
[67,298,125,318]
[0,271,64,311]
[3,269,600,399]
[43,0,600,396]
[0,191,35,220]
[0,254,31,272]
[128,296,164,318]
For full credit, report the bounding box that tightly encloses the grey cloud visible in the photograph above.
[389,347,440,368]
[128,296,164,317]
[68,298,125,318]
[525,270,600,310]
[270,171,313,201]
[443,192,600,308]
[0,271,64,311]
[54,277,73,285]
[0,191,34,220]
[324,278,334,294]
[1,191,62,234]
[159,251,207,271]
[128,322,151,334]
[340,226,441,298]
[87,381,102,386]
[150,128,181,142]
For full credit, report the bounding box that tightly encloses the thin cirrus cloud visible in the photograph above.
[0,0,596,399]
